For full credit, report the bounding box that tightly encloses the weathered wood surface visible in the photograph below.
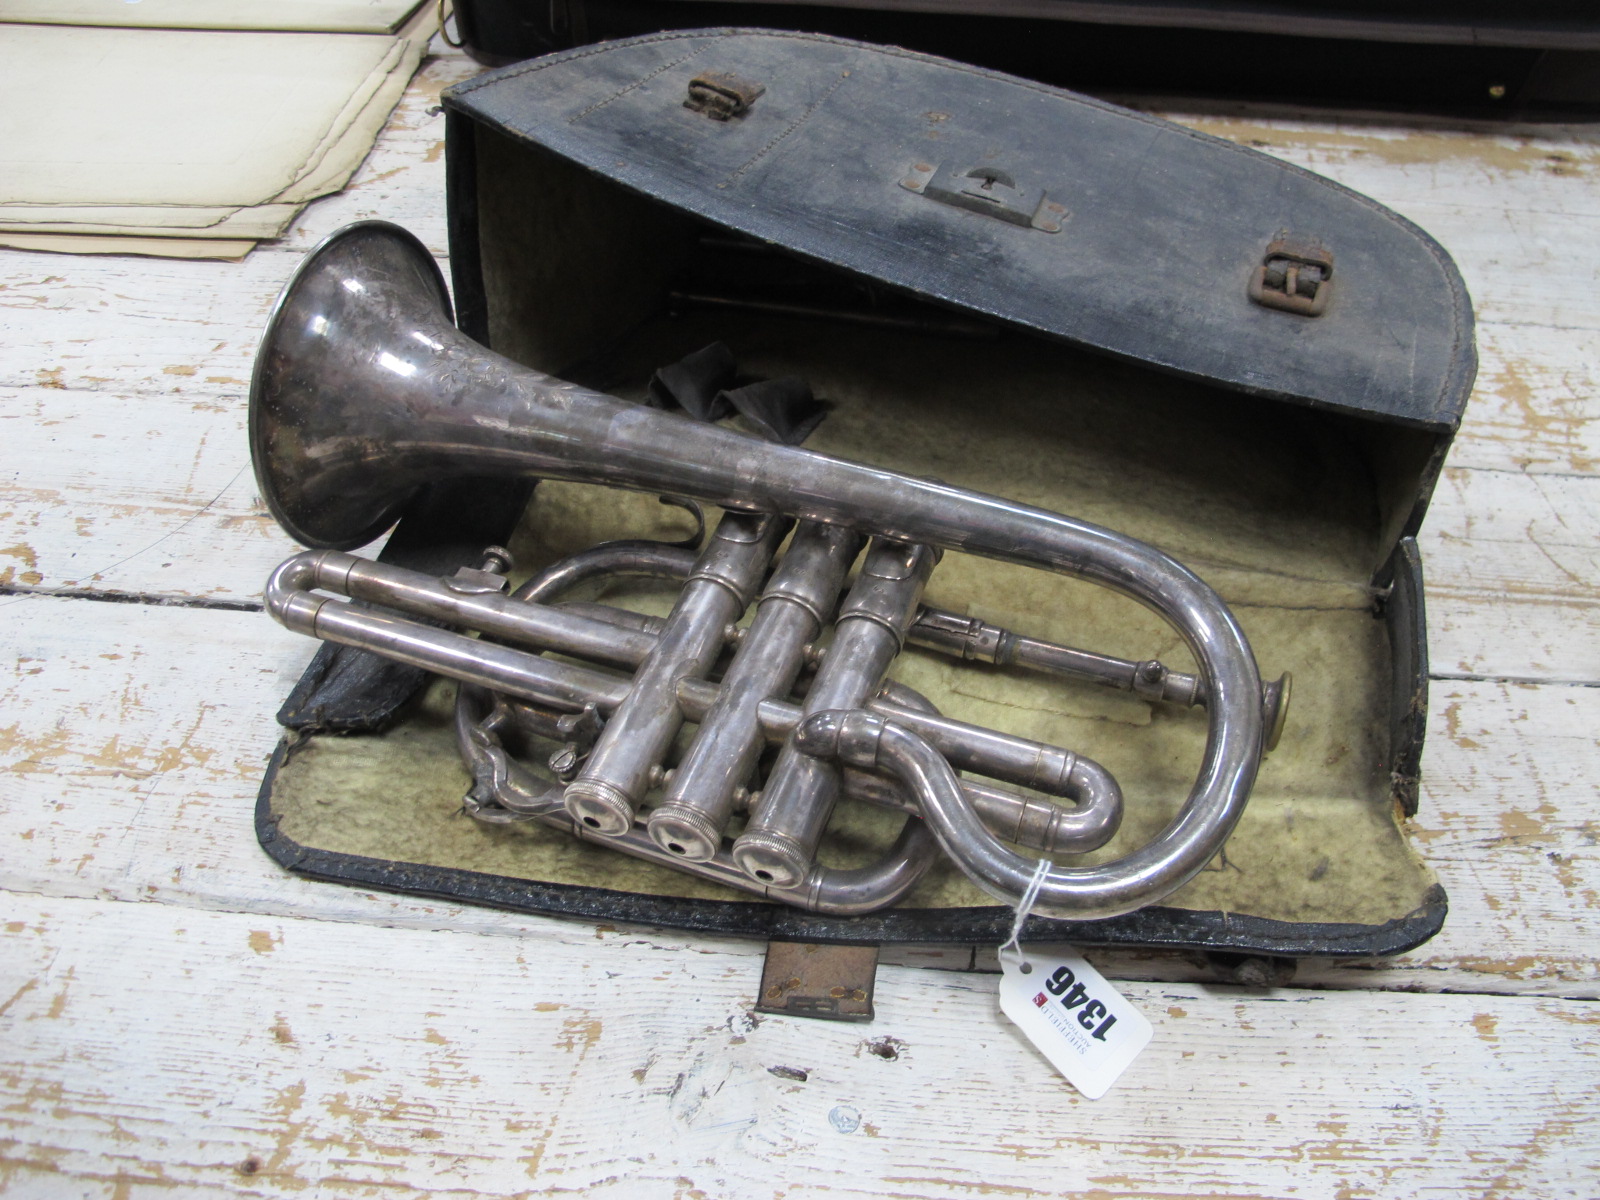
[2,44,1598,1199]
[4,891,1598,1200]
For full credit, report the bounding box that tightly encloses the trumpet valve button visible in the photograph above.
[563,778,635,837]
[645,805,721,862]
[731,830,810,890]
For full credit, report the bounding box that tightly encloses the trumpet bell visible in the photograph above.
[250,221,451,550]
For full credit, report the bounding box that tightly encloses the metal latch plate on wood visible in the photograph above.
[755,941,879,1021]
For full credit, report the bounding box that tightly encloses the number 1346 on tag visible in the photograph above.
[999,951,1154,1099]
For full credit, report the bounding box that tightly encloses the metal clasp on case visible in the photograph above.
[684,72,765,121]
[901,161,1067,233]
[1249,237,1334,315]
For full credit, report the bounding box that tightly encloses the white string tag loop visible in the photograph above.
[993,858,1153,1098]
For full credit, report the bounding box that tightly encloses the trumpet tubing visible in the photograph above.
[252,221,1280,921]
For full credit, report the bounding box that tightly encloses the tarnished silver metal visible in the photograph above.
[252,220,1282,921]
[563,509,790,836]
[265,546,1126,859]
[648,521,864,862]
[454,684,938,916]
[795,707,1230,918]
[731,539,937,888]
[908,605,1292,751]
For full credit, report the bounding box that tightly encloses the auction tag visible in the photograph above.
[998,949,1152,1098]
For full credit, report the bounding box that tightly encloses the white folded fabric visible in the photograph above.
[0,232,256,259]
[0,1,439,257]
[0,0,426,34]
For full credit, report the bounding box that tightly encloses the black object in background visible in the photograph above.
[451,0,1600,115]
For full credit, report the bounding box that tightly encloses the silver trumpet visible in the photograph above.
[252,221,1288,921]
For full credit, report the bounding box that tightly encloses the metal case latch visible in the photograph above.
[755,941,879,1021]
[1249,238,1334,316]
[901,161,1067,233]
[684,72,765,121]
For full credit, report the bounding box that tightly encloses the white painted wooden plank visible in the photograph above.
[1221,675,1600,996]
[1397,677,1600,990]
[2,891,1596,1199]
[0,249,288,395]
[1169,111,1600,223]
[0,384,288,600]
[1454,320,1600,476]
[1421,467,1600,682]
[1403,202,1600,334]
[2,598,1595,997]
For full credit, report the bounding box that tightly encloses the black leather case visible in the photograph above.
[258,31,1474,956]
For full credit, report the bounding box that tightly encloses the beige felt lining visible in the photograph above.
[267,128,1438,929]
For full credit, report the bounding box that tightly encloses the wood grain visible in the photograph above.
[2,891,1596,1200]
[1422,468,1600,681]
[1454,322,1600,476]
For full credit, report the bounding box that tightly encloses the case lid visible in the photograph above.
[445,28,1475,430]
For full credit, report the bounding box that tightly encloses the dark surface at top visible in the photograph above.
[446,29,1476,428]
